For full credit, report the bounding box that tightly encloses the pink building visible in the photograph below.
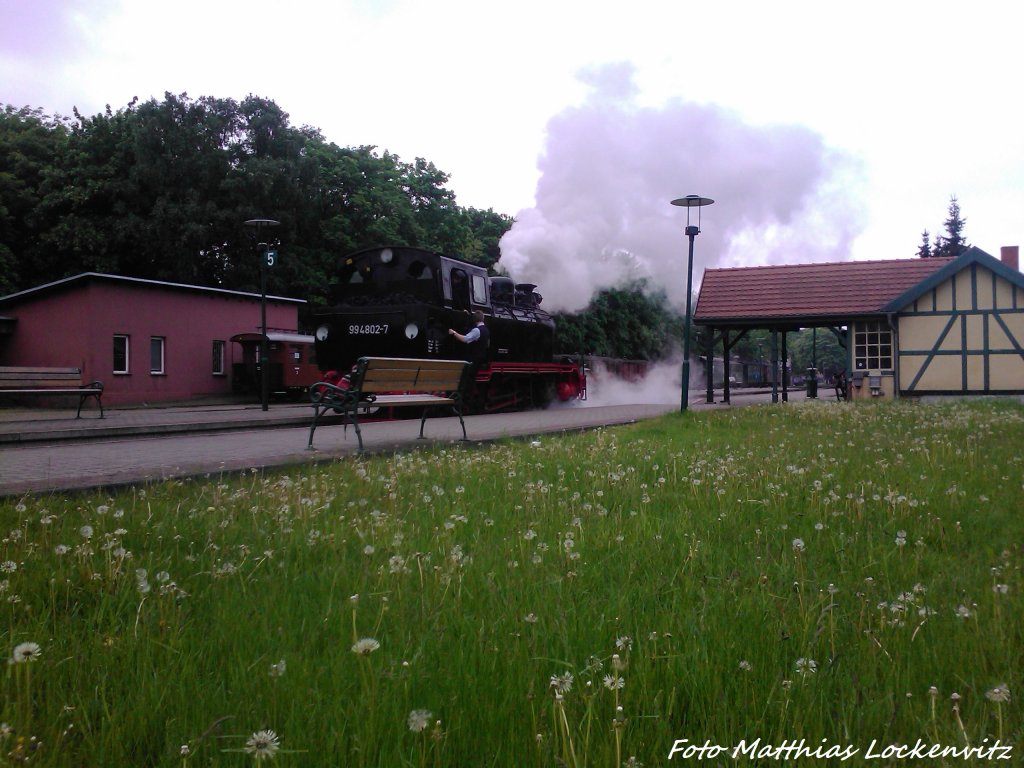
[0,273,305,406]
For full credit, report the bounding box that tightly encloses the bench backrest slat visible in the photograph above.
[3,380,85,389]
[0,369,81,380]
[356,357,467,394]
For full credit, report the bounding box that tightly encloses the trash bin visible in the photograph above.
[806,368,818,398]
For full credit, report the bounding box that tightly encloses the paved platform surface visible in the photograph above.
[0,388,812,497]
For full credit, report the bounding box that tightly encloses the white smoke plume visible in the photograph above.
[497,62,865,313]
[576,358,685,408]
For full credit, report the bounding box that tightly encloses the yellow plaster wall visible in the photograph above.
[990,355,1024,389]
[966,355,985,390]
[899,352,963,391]
[955,270,972,309]
[994,277,1014,307]
[966,314,984,346]
[976,267,995,310]
[899,316,949,349]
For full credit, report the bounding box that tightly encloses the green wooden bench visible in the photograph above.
[0,366,104,418]
[307,357,472,452]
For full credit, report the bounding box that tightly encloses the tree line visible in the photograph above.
[0,94,513,302]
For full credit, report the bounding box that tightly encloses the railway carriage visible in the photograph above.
[231,331,318,397]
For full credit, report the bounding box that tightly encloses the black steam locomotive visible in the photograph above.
[312,246,586,411]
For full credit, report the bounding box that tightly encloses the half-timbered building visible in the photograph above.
[694,246,1023,402]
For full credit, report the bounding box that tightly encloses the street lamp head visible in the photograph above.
[245,218,281,228]
[670,195,714,208]
[670,196,714,232]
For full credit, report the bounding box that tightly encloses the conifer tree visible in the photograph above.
[931,196,969,257]
[916,229,932,258]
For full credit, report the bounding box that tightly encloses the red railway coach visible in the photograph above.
[231,331,319,398]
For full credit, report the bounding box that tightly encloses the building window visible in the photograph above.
[113,335,130,374]
[854,321,893,371]
[150,337,166,375]
[212,340,226,375]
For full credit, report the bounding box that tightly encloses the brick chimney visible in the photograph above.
[1001,245,1019,271]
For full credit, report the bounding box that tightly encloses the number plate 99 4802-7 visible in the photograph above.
[348,324,389,335]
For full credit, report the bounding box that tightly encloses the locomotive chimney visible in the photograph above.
[1000,245,1019,271]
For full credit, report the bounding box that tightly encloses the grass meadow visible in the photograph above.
[0,399,1021,766]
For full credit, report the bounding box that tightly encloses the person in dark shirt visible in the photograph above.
[449,310,490,370]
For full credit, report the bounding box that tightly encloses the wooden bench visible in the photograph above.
[307,357,472,452]
[0,366,104,418]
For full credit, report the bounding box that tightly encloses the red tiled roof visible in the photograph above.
[694,257,955,323]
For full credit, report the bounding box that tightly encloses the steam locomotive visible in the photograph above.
[312,246,586,411]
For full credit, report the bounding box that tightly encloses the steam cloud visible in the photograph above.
[497,62,864,313]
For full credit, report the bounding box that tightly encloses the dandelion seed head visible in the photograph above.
[602,674,625,690]
[550,671,574,694]
[243,729,280,760]
[11,642,41,663]
[986,684,1011,704]
[351,637,380,655]
[795,657,818,676]
[407,709,432,733]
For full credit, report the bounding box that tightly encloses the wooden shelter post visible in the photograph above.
[770,330,779,403]
[705,328,715,403]
[781,331,789,402]
[722,330,731,403]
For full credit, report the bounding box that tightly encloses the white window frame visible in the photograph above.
[113,334,130,375]
[150,336,166,375]
[854,321,893,371]
[212,340,226,376]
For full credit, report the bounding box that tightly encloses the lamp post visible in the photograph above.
[245,218,280,411]
[670,195,714,412]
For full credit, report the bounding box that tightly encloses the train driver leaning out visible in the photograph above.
[448,310,490,370]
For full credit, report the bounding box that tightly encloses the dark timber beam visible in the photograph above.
[705,328,715,403]
[771,330,779,403]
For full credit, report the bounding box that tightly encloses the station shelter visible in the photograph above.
[693,246,1023,403]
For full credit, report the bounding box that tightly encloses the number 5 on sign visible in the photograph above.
[265,249,277,267]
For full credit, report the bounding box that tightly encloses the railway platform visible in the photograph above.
[0,387,811,498]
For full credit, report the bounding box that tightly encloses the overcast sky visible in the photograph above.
[3,0,1022,309]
